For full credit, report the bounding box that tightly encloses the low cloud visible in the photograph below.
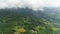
[0,0,60,10]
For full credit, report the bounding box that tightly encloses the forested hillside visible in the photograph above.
[0,8,60,34]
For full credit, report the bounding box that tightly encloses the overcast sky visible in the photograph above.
[0,0,60,10]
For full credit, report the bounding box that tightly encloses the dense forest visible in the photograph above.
[0,8,60,34]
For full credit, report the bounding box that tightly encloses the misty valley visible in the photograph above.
[0,8,60,34]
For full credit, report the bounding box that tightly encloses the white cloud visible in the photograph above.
[0,0,60,10]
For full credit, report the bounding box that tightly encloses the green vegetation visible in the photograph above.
[0,9,60,34]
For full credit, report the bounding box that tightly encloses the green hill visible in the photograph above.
[0,8,60,34]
